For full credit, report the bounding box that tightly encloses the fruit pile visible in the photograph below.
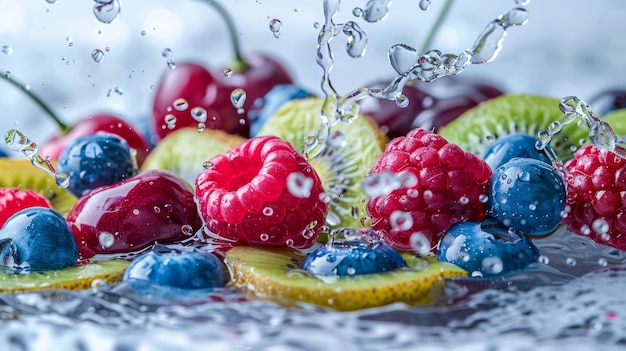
[2,2,626,312]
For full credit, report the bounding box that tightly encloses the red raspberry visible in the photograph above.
[0,188,51,227]
[366,128,492,251]
[195,136,328,248]
[563,144,626,250]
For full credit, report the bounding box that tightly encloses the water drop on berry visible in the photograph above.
[98,231,115,248]
[409,232,431,254]
[173,98,189,111]
[260,233,269,241]
[132,209,139,215]
[190,107,208,123]
[262,207,274,216]
[390,210,413,231]
[287,172,314,198]
[598,258,608,267]
[181,224,194,236]
[231,88,247,111]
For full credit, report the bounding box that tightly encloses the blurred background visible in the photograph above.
[1,0,625,150]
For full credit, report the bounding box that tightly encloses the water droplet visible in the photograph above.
[46,0,57,3]
[515,0,531,5]
[598,258,608,267]
[269,19,283,38]
[91,49,105,63]
[164,114,177,129]
[167,59,176,69]
[1,45,13,55]
[390,210,413,231]
[262,207,274,216]
[346,267,356,275]
[203,161,214,169]
[482,256,503,275]
[190,107,207,123]
[352,7,363,17]
[538,255,550,264]
[181,224,194,236]
[343,21,367,58]
[132,209,140,215]
[409,232,431,254]
[140,30,147,36]
[153,206,161,214]
[260,233,269,241]
[566,257,577,266]
[285,239,295,247]
[230,88,246,112]
[287,172,314,198]
[98,232,115,248]
[173,98,189,111]
[93,0,121,24]
[459,196,469,205]
[592,218,609,234]
[360,0,392,22]
[223,68,233,77]
[161,48,173,58]
[419,0,431,11]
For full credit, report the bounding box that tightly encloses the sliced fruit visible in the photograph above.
[257,97,388,230]
[141,128,246,187]
[0,260,129,293]
[0,159,77,216]
[225,246,467,311]
[438,94,588,161]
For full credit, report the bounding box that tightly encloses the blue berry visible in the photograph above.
[57,132,135,197]
[0,207,79,272]
[487,157,566,235]
[437,219,540,277]
[0,146,8,158]
[248,84,313,137]
[302,228,406,276]
[123,244,228,291]
[482,133,552,171]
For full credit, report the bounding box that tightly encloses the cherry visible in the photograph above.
[0,188,52,228]
[0,73,150,167]
[66,170,202,260]
[150,0,293,141]
[359,76,504,139]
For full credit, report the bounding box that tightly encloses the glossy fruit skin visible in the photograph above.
[248,84,313,137]
[588,89,626,116]
[359,77,503,139]
[302,228,406,277]
[57,133,135,198]
[152,55,293,141]
[0,147,7,158]
[123,244,228,290]
[366,128,492,251]
[482,133,552,171]
[0,207,79,272]
[195,136,328,249]
[67,170,202,260]
[487,157,566,235]
[437,220,540,278]
[39,113,151,168]
[0,188,51,228]
[563,145,626,250]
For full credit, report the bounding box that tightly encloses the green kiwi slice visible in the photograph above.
[438,94,590,161]
[225,246,467,311]
[0,260,129,293]
[257,97,388,230]
[0,159,77,216]
[141,127,246,187]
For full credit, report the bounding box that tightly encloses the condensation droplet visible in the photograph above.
[98,232,115,248]
[190,107,208,123]
[260,233,269,241]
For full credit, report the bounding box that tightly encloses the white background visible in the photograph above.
[1,0,625,150]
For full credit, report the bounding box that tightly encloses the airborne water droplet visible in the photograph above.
[173,98,189,111]
[91,49,105,63]
[230,88,246,113]
[161,48,173,58]
[2,45,13,55]
[269,19,283,38]
[93,0,121,24]
[190,107,207,123]
[223,68,233,77]
[419,0,431,11]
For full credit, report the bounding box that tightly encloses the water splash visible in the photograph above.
[305,0,529,158]
[93,0,121,24]
[4,129,70,188]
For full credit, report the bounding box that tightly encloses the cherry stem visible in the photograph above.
[0,72,69,132]
[419,0,456,54]
[197,0,249,71]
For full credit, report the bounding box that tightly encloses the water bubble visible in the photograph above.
[409,232,431,254]
[262,207,274,216]
[389,210,413,231]
[287,172,314,198]
[91,49,105,63]
[223,68,233,77]
[1,45,13,55]
[269,19,283,38]
[93,0,121,24]
[260,233,269,241]
[230,88,246,114]
[98,232,115,248]
[173,98,189,111]
[181,224,194,236]
[419,0,431,11]
[190,107,208,123]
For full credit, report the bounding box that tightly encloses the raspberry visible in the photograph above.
[0,188,51,228]
[563,144,626,250]
[366,128,492,251]
[195,136,328,248]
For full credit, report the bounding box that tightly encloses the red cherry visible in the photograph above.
[40,113,151,167]
[0,188,52,227]
[66,170,202,260]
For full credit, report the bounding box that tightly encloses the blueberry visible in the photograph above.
[0,207,79,272]
[302,228,406,276]
[482,134,552,171]
[123,244,228,291]
[57,132,135,197]
[487,157,566,235]
[437,219,540,277]
[248,84,313,137]
[0,145,8,158]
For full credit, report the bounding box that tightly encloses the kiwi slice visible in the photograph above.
[0,260,129,293]
[257,97,388,230]
[141,127,246,187]
[225,246,467,311]
[0,159,77,216]
[438,94,590,161]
